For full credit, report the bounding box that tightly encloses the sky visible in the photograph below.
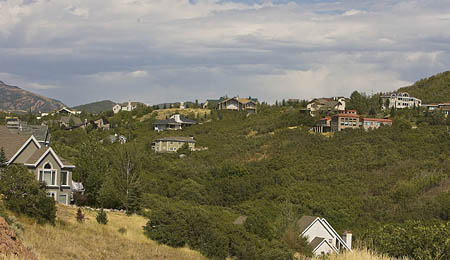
[0,0,449,106]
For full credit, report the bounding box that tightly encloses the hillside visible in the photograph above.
[397,71,450,103]
[0,81,66,113]
[16,205,207,260]
[72,100,116,114]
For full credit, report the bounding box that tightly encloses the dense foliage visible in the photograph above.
[44,96,450,259]
[0,165,56,223]
[72,100,117,114]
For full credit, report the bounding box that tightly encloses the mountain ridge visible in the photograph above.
[72,100,117,114]
[397,71,450,103]
[0,81,66,113]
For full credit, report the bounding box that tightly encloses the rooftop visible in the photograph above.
[154,137,196,143]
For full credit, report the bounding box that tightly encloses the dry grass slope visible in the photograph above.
[17,205,207,260]
[311,249,409,260]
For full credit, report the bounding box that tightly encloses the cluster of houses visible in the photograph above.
[313,110,393,133]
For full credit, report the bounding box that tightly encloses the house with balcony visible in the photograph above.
[381,92,421,110]
[217,97,258,114]
[0,126,76,205]
[307,97,346,116]
[298,216,352,256]
[360,118,393,130]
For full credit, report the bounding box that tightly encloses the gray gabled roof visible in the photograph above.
[310,237,326,250]
[297,216,319,233]
[153,118,181,125]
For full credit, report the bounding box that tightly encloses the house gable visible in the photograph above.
[24,147,75,169]
[7,135,42,165]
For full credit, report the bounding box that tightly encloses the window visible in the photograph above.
[58,194,67,204]
[39,163,57,186]
[60,171,68,186]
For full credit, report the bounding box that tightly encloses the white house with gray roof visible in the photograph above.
[151,136,196,153]
[298,216,352,256]
[153,114,197,132]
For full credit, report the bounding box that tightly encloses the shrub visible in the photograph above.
[118,227,127,234]
[76,208,85,223]
[0,165,56,223]
[96,209,108,225]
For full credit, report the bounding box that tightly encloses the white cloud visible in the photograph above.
[0,0,448,105]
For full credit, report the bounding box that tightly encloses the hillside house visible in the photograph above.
[152,137,196,153]
[217,97,258,113]
[307,97,346,116]
[298,216,352,256]
[0,126,76,205]
[153,114,197,132]
[113,101,138,114]
[91,118,110,130]
[55,107,81,115]
[330,113,360,132]
[360,118,393,130]
[381,93,421,110]
[312,116,332,133]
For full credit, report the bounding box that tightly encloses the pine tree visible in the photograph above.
[0,147,6,168]
[76,208,85,223]
[96,208,108,225]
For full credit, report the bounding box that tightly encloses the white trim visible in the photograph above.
[60,170,69,186]
[58,193,68,205]
[321,218,352,252]
[7,135,41,165]
[24,147,75,168]
[312,239,339,255]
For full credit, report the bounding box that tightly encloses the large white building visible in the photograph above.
[381,93,421,110]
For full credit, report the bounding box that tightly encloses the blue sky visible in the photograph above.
[0,0,449,106]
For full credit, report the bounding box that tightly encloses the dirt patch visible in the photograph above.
[0,217,36,260]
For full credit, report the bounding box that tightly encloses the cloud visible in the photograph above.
[0,0,448,106]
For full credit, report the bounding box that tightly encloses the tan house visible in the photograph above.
[330,113,360,132]
[313,116,332,133]
[0,126,75,205]
[152,137,196,153]
[217,97,258,113]
[307,97,346,116]
[360,118,393,130]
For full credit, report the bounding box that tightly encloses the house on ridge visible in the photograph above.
[153,114,197,132]
[217,97,258,114]
[298,216,352,256]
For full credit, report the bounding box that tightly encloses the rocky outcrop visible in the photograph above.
[0,217,37,260]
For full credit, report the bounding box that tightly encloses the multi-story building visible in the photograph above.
[153,114,197,132]
[307,97,346,116]
[152,137,196,153]
[330,113,360,132]
[381,92,421,110]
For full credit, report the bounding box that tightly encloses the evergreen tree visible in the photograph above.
[96,208,108,224]
[0,147,6,168]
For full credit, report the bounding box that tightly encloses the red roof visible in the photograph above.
[362,118,392,122]
[320,116,331,121]
[440,106,450,110]
[346,109,357,112]
[333,113,360,118]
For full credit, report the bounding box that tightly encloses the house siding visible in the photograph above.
[13,141,40,164]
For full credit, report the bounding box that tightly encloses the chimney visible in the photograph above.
[342,231,352,250]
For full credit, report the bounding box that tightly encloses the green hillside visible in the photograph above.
[72,100,116,114]
[47,104,450,260]
[397,71,450,103]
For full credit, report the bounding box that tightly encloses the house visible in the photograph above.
[152,137,196,153]
[202,99,223,109]
[8,122,51,145]
[0,126,76,205]
[5,117,20,129]
[330,113,360,132]
[422,102,450,117]
[381,92,421,110]
[312,116,332,133]
[440,106,450,117]
[112,101,139,114]
[59,116,84,129]
[217,97,258,113]
[153,114,197,132]
[360,118,393,130]
[307,97,346,116]
[91,118,110,130]
[298,216,352,256]
[55,107,81,115]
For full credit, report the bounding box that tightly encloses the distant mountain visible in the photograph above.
[72,100,117,114]
[397,71,450,103]
[0,80,66,113]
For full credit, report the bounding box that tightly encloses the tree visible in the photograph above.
[0,147,6,168]
[76,208,85,223]
[96,209,108,224]
[0,165,56,223]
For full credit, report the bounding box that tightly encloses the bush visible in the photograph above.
[366,221,450,260]
[0,165,56,223]
[96,208,108,225]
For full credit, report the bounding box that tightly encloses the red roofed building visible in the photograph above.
[331,113,360,132]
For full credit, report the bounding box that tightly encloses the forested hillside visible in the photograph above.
[397,71,450,103]
[46,104,450,260]
[72,100,117,114]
